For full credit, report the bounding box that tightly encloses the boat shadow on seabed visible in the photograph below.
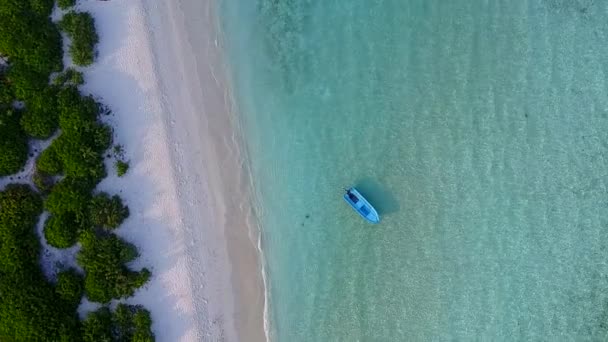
[353,178,400,216]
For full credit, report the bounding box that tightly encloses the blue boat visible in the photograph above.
[343,187,380,224]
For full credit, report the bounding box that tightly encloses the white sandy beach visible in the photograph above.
[73,0,266,341]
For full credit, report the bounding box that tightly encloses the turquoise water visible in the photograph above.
[219,1,608,340]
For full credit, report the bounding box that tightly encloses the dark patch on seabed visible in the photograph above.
[542,0,597,15]
[355,178,400,216]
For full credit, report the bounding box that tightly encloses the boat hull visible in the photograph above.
[343,187,380,224]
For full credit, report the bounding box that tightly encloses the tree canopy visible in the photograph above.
[0,0,62,75]
[0,108,28,175]
[0,185,81,341]
[0,2,155,340]
[78,231,150,303]
[59,11,99,66]
[82,304,155,342]
[90,192,130,229]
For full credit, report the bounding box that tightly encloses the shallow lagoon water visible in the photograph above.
[219,1,608,340]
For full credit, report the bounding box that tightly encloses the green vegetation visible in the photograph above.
[113,144,124,156]
[32,170,54,193]
[0,185,42,272]
[82,306,113,341]
[56,268,84,309]
[114,304,155,342]
[38,86,112,183]
[0,0,63,172]
[57,0,77,10]
[0,184,81,341]
[83,304,155,342]
[19,85,59,139]
[0,69,12,106]
[54,67,85,87]
[45,177,93,223]
[37,145,63,174]
[90,192,129,229]
[0,2,154,340]
[113,144,130,177]
[0,0,62,75]
[78,231,151,303]
[59,11,99,66]
[44,213,79,248]
[116,160,130,177]
[0,108,28,175]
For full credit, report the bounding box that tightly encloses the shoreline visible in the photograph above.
[80,0,266,341]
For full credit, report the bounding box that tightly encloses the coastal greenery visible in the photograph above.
[0,1,154,340]
[116,160,130,177]
[114,304,155,341]
[0,107,28,175]
[0,184,81,341]
[54,67,85,87]
[19,86,59,139]
[113,144,130,177]
[78,230,151,303]
[56,268,85,309]
[59,11,99,66]
[90,192,130,229]
[0,0,62,75]
[32,170,54,193]
[83,304,154,342]
[0,0,63,173]
[57,0,76,10]
[44,212,80,248]
[35,86,112,183]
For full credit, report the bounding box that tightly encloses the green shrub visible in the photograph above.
[0,71,13,107]
[0,272,81,341]
[47,86,110,183]
[113,144,124,157]
[0,109,28,175]
[133,309,155,342]
[114,304,134,339]
[57,86,98,126]
[20,86,59,139]
[59,11,99,66]
[36,145,63,175]
[83,304,155,342]
[116,160,129,177]
[28,0,56,17]
[57,0,77,10]
[77,228,96,246]
[32,171,55,194]
[56,268,84,308]
[45,177,93,225]
[92,123,112,151]
[71,71,84,86]
[20,108,58,139]
[0,184,42,273]
[5,62,49,99]
[82,306,113,342]
[53,67,84,87]
[0,139,28,175]
[77,232,150,303]
[0,2,63,74]
[0,184,81,341]
[0,1,153,338]
[89,193,129,229]
[44,213,80,248]
[114,304,155,342]
[52,132,107,181]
